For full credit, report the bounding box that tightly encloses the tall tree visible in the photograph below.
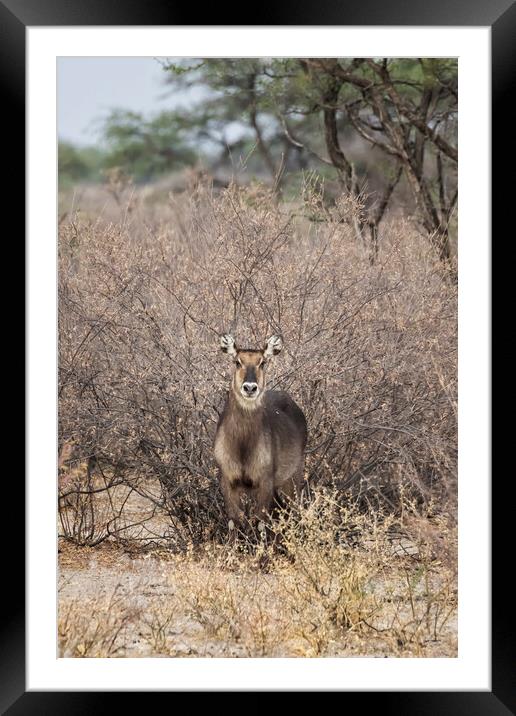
[100,109,197,181]
[275,58,457,261]
[100,58,457,263]
[163,58,457,262]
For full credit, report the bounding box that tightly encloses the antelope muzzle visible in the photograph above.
[241,380,259,398]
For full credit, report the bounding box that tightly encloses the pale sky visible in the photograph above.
[57,57,175,146]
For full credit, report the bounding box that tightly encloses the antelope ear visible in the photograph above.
[220,333,238,357]
[264,334,283,358]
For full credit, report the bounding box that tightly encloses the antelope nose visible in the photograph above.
[242,382,258,396]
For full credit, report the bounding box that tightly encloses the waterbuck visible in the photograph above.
[214,333,307,534]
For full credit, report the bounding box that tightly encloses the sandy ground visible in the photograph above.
[58,539,457,658]
[59,543,226,657]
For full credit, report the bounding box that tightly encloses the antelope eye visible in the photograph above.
[260,360,266,369]
[236,358,243,368]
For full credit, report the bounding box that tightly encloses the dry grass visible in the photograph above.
[58,584,140,658]
[58,490,457,658]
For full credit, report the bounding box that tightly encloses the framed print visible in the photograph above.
[7,0,505,711]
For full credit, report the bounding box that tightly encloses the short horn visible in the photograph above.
[264,334,283,358]
[220,333,238,357]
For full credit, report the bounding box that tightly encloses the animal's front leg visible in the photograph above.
[254,480,274,533]
[220,477,245,533]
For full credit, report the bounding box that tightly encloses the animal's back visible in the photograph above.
[263,390,307,500]
[264,390,307,449]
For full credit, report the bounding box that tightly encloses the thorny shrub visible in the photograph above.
[58,180,457,548]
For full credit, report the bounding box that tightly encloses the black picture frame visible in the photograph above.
[9,0,504,711]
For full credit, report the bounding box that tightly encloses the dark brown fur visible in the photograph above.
[214,336,307,531]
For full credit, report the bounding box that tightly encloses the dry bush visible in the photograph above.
[58,585,139,657]
[141,601,178,654]
[145,492,457,657]
[57,491,457,657]
[58,179,457,548]
[266,492,457,656]
[58,449,171,547]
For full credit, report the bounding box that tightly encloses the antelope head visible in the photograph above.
[219,333,283,407]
